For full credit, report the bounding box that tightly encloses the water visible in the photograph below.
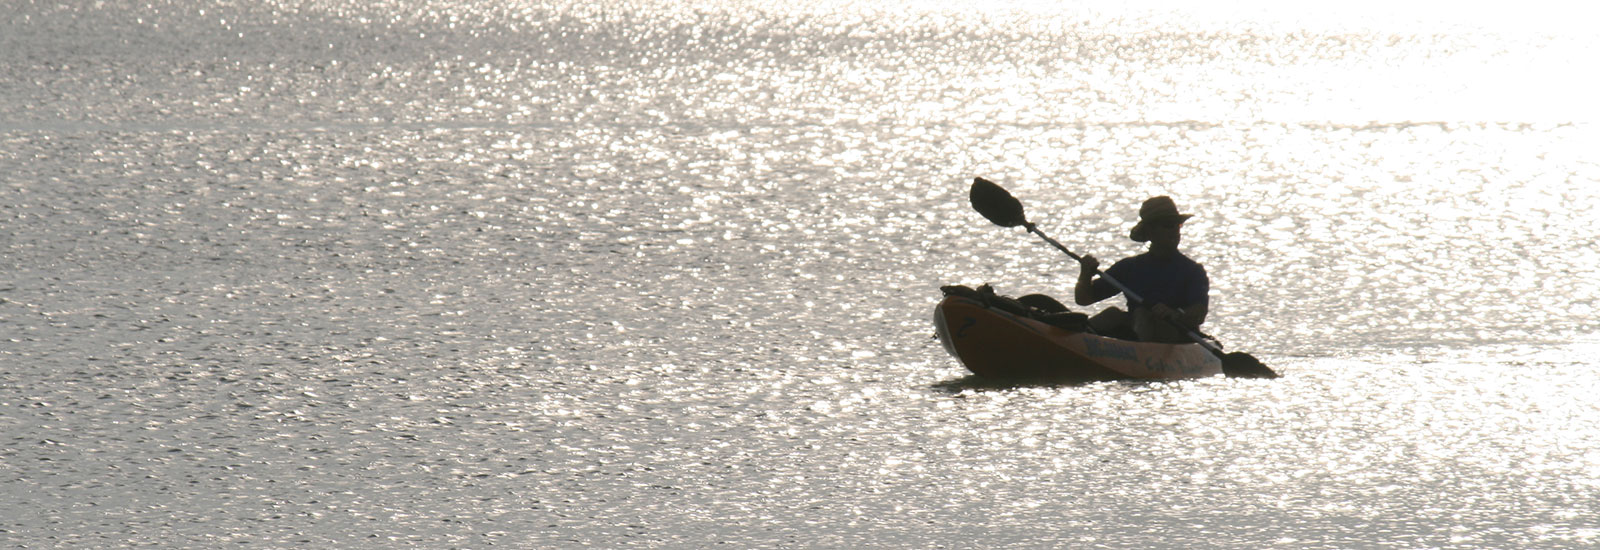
[4,1,1599,547]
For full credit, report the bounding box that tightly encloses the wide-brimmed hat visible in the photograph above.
[1129,196,1194,242]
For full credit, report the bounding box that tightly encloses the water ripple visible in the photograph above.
[5,1,1600,548]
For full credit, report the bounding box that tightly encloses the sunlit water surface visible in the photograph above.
[3,0,1599,548]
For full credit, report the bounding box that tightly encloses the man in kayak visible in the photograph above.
[1073,196,1208,343]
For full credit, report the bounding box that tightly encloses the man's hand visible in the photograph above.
[1078,254,1099,273]
[1073,255,1105,306]
[1150,303,1189,328]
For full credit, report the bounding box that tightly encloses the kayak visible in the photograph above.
[933,291,1223,381]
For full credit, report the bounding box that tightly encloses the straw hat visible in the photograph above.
[1128,196,1194,242]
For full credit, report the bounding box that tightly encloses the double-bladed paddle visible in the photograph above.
[969,176,1278,379]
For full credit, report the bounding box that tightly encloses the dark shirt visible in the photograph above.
[1094,251,1208,312]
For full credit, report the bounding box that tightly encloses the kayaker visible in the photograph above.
[1073,196,1208,343]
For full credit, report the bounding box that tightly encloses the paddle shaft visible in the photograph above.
[1023,223,1228,359]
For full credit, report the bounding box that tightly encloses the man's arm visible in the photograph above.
[1074,255,1119,306]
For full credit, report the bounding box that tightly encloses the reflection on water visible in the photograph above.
[3,0,1599,548]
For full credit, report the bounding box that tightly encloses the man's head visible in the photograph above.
[1129,196,1192,249]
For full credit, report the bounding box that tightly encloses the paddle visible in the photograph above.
[969,176,1279,379]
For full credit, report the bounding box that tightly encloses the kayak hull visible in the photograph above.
[934,295,1223,381]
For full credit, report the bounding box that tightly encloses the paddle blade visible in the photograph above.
[1221,352,1279,379]
[970,177,1028,228]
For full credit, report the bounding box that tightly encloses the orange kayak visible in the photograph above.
[934,294,1223,381]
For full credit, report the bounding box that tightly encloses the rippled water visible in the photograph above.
[4,1,1600,548]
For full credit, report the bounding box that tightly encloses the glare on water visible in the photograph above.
[2,0,1599,548]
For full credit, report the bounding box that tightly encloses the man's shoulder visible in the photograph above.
[1119,251,1206,275]
[1174,251,1205,272]
[1122,251,1204,265]
[1105,254,1145,275]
